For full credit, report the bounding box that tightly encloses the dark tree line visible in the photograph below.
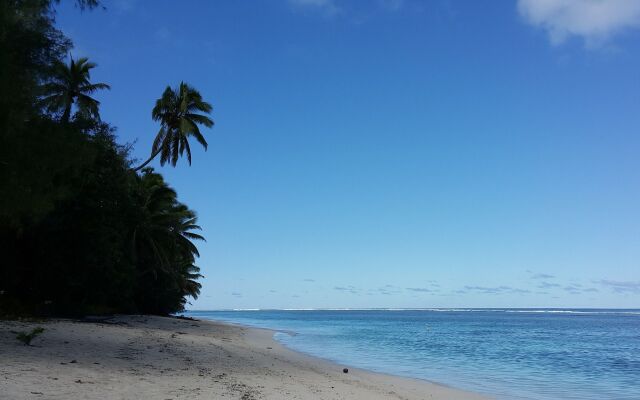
[0,0,212,316]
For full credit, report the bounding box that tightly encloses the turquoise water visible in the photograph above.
[185,309,640,399]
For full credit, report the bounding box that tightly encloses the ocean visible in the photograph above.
[185,309,640,400]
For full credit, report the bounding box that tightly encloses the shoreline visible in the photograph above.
[1,315,489,399]
[238,322,489,399]
[201,317,480,395]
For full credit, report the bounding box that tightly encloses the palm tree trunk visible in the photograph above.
[133,147,163,172]
[61,104,71,123]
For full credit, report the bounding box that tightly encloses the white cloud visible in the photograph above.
[288,0,340,15]
[517,0,640,47]
[377,0,404,11]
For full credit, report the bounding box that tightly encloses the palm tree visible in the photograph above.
[132,171,204,270]
[133,82,214,172]
[131,170,205,313]
[175,259,203,309]
[41,56,110,123]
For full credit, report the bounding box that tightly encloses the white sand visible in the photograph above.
[1,315,489,399]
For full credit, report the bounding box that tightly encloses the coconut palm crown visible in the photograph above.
[134,82,214,172]
[41,56,110,123]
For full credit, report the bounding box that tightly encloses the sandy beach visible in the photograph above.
[0,315,488,399]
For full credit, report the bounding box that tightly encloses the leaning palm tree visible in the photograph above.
[133,82,214,172]
[41,56,110,123]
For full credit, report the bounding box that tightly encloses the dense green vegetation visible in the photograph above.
[0,0,210,316]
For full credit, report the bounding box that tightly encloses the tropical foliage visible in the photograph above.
[0,0,210,316]
[134,82,214,171]
[132,170,204,314]
[41,56,110,123]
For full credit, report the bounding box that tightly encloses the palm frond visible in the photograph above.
[145,82,214,169]
[79,82,111,93]
[185,113,214,127]
[151,127,168,154]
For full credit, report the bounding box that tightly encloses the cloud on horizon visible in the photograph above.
[531,273,555,279]
[597,279,640,294]
[334,285,359,294]
[464,285,531,295]
[563,284,582,294]
[538,281,562,289]
[406,287,435,293]
[374,285,403,296]
[517,0,640,48]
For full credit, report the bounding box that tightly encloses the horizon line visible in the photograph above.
[184,307,640,312]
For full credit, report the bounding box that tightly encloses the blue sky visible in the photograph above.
[56,0,640,309]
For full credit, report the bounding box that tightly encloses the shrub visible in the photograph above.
[16,327,45,346]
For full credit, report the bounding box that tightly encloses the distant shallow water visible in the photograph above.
[185,309,640,400]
